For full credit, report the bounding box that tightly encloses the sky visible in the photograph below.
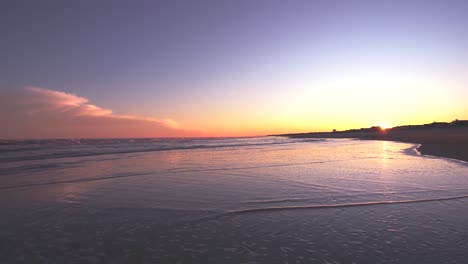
[1,0,467,138]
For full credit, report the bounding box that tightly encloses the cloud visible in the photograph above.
[0,87,198,139]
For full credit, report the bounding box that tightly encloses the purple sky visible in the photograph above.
[1,0,467,138]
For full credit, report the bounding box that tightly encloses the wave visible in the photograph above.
[400,144,468,166]
[242,187,468,205]
[0,137,325,162]
[171,194,468,227]
[225,194,468,215]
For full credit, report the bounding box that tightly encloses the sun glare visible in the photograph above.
[379,123,391,131]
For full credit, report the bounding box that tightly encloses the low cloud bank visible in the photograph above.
[0,87,197,139]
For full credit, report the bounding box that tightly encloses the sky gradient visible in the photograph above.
[1,0,467,138]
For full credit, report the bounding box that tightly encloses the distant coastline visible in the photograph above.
[277,120,468,162]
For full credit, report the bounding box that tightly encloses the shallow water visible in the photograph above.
[1,137,467,263]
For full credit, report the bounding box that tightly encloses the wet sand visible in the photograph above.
[2,199,468,263]
[284,127,468,162]
[1,138,467,263]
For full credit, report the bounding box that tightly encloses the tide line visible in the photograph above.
[227,194,468,215]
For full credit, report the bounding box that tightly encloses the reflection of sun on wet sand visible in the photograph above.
[280,120,468,162]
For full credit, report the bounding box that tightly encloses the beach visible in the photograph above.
[1,137,468,263]
[3,0,467,263]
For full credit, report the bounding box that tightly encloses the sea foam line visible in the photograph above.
[171,194,468,227]
[227,194,468,215]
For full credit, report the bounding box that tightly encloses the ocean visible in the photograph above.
[1,137,467,263]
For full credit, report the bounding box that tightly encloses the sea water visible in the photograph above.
[0,137,467,263]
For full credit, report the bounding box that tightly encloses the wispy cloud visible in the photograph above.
[0,87,197,139]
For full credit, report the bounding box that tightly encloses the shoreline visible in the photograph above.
[280,127,468,162]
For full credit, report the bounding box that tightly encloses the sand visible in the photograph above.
[1,137,468,263]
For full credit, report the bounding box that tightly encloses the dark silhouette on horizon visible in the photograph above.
[278,120,468,162]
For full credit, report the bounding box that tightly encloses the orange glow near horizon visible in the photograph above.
[1,83,467,139]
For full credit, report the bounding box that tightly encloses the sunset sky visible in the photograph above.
[1,0,467,138]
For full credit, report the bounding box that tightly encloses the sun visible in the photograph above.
[379,123,391,131]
